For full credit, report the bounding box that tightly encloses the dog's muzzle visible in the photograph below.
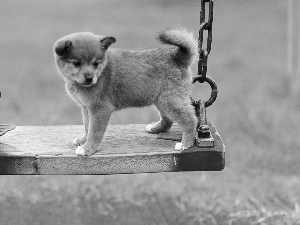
[80,72,96,86]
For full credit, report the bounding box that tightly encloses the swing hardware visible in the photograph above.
[192,75,217,108]
[198,0,213,83]
[192,99,214,147]
[191,0,217,148]
[191,0,217,109]
[194,99,209,138]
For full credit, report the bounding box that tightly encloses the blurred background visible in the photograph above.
[0,0,300,224]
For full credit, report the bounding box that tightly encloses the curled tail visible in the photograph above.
[157,28,198,67]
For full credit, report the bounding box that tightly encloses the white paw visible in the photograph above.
[146,124,154,133]
[175,142,187,151]
[75,146,87,156]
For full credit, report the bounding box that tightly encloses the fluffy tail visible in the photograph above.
[157,28,198,67]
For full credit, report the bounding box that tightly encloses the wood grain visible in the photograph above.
[0,124,16,136]
[0,123,225,174]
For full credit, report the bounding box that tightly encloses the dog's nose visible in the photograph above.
[83,72,93,84]
[85,77,93,84]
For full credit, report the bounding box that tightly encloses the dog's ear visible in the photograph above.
[101,37,116,50]
[55,40,72,56]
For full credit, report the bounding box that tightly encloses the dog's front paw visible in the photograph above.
[73,136,87,146]
[75,146,87,156]
[75,145,96,156]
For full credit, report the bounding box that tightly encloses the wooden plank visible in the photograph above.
[0,123,225,174]
[36,153,177,175]
[0,124,16,136]
[0,152,37,174]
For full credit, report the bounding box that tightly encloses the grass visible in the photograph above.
[0,0,300,224]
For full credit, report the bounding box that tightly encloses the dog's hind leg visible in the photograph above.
[157,96,197,150]
[146,106,173,134]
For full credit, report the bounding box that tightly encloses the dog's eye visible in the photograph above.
[71,61,81,67]
[93,62,99,68]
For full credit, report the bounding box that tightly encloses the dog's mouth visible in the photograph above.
[77,82,95,88]
[75,77,97,87]
[77,83,94,87]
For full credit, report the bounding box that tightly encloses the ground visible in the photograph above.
[0,0,300,224]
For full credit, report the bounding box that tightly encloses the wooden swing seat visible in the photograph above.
[0,122,224,174]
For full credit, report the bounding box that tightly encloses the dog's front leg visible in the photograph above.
[73,106,89,146]
[75,105,112,156]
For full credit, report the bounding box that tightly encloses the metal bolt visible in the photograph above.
[198,125,211,138]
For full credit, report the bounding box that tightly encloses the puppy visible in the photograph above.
[54,28,198,156]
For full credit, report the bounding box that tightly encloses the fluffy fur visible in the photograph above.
[54,28,198,156]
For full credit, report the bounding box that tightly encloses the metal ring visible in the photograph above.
[192,76,218,108]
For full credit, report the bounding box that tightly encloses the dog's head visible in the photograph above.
[54,32,116,87]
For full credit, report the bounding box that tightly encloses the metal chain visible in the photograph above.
[191,0,217,109]
[198,0,213,82]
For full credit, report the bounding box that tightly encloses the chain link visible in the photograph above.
[191,0,217,109]
[198,0,213,82]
